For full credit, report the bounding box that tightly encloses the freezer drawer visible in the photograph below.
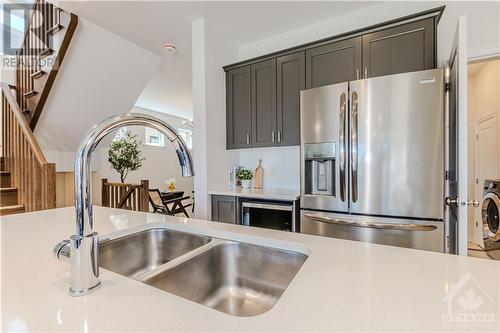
[301,210,444,252]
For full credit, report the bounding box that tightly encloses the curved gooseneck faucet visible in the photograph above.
[69,113,194,296]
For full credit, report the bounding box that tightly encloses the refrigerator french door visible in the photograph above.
[300,69,446,252]
[349,70,444,218]
[300,16,473,254]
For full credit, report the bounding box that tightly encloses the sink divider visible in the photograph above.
[134,238,228,282]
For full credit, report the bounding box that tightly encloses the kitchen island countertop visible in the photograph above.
[2,206,500,332]
[208,187,300,201]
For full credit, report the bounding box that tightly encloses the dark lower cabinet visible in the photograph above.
[277,52,305,146]
[226,66,252,149]
[362,17,436,78]
[211,195,236,224]
[306,37,362,88]
[251,59,277,148]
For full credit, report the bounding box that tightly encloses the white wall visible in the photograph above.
[236,146,300,190]
[34,18,161,171]
[192,18,240,218]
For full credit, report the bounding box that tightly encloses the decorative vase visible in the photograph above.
[241,179,251,189]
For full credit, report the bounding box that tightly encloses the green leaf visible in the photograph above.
[108,131,145,182]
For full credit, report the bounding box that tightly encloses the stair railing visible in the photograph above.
[1,82,56,211]
[15,0,77,129]
[101,179,149,212]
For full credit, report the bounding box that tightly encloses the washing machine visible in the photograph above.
[482,179,500,259]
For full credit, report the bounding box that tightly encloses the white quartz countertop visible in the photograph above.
[208,187,300,201]
[2,207,500,332]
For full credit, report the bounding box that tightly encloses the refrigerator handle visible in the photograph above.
[304,213,437,231]
[351,91,358,203]
[339,92,347,202]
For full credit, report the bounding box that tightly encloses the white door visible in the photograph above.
[446,16,469,255]
[474,116,499,244]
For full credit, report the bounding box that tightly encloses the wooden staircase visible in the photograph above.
[1,83,56,215]
[0,1,78,215]
[15,0,77,129]
[0,158,25,215]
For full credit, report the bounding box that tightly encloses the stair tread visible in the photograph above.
[0,204,25,215]
[0,187,17,192]
[47,24,63,35]
[23,90,37,98]
[31,70,45,79]
[39,48,53,59]
[0,204,23,209]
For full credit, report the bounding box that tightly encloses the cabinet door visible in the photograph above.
[211,195,236,223]
[226,66,252,149]
[277,52,305,147]
[251,59,277,148]
[362,18,436,78]
[306,37,362,89]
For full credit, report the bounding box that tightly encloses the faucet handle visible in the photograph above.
[53,239,70,261]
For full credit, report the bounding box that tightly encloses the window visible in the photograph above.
[178,128,193,149]
[145,128,165,146]
[113,127,127,141]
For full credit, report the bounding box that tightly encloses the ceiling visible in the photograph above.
[59,1,379,119]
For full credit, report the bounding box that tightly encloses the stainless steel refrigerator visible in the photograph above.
[300,68,446,252]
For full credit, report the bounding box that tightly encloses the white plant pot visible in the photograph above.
[241,180,251,189]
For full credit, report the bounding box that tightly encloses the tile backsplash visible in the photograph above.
[236,146,300,190]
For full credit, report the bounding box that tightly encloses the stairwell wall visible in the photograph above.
[34,17,161,170]
[30,18,161,207]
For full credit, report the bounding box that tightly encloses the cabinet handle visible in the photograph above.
[246,133,250,145]
[356,70,360,80]
[272,131,275,142]
[278,131,282,142]
[364,68,368,78]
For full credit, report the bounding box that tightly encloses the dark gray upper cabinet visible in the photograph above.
[277,52,305,146]
[211,195,236,224]
[226,66,252,149]
[362,18,436,78]
[225,11,440,150]
[251,59,277,148]
[306,37,362,89]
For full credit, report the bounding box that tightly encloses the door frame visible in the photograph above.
[445,15,468,255]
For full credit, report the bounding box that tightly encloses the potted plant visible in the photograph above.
[236,168,253,189]
[108,130,145,183]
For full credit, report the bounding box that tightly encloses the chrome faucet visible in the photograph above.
[68,113,194,296]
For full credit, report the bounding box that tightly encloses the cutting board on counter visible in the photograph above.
[254,159,263,189]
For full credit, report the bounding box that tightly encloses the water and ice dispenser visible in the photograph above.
[304,142,336,196]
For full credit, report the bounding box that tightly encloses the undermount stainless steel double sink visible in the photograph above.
[59,228,307,317]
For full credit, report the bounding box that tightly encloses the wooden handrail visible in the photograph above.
[1,82,56,211]
[1,83,47,165]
